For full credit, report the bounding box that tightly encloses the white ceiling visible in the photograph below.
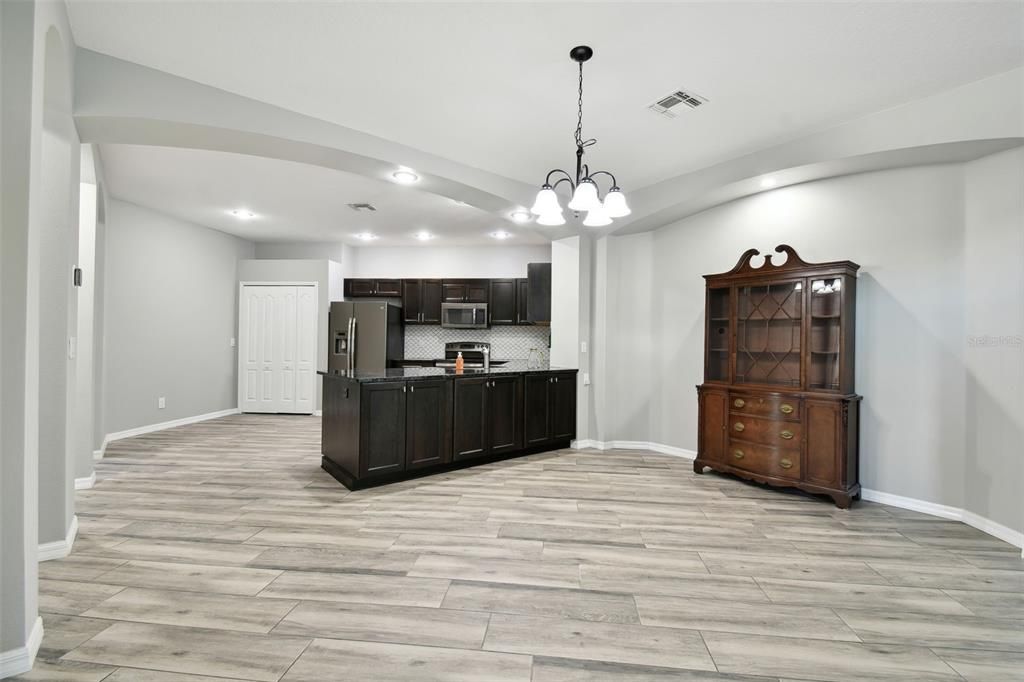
[69,1,1024,194]
[99,144,549,245]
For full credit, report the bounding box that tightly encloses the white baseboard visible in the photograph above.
[0,616,43,678]
[571,439,697,460]
[105,408,240,443]
[862,487,1023,552]
[38,515,78,562]
[74,472,96,490]
[93,437,108,461]
[313,410,323,417]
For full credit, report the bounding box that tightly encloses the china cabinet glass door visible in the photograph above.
[705,287,731,381]
[809,277,843,390]
[735,280,802,387]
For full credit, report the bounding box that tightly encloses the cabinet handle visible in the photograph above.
[402,385,406,393]
[734,398,745,408]
[410,385,414,393]
[780,403,794,414]
[780,458,793,469]
[733,449,744,460]
[780,429,794,440]
[733,422,745,432]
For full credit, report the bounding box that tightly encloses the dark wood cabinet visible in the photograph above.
[345,278,402,298]
[524,372,576,446]
[402,279,442,324]
[694,245,861,508]
[442,279,489,304]
[321,368,576,490]
[488,375,523,455]
[527,263,551,323]
[452,376,489,460]
[453,374,522,460]
[489,279,517,325]
[359,382,406,477]
[405,378,451,470]
[516,278,530,325]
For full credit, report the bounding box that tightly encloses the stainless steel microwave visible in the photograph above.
[441,302,488,329]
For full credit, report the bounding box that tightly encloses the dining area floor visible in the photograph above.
[18,413,1024,681]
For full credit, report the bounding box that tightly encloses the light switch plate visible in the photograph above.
[158,397,166,409]
[230,337,236,347]
[580,341,588,353]
[583,373,591,385]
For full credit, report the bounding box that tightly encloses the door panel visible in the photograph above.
[360,382,406,476]
[294,285,317,413]
[453,377,488,460]
[516,278,530,325]
[442,282,466,303]
[421,280,442,323]
[549,373,576,441]
[805,401,839,486]
[699,389,728,462]
[523,373,551,446]
[406,379,451,469]
[489,279,516,325]
[376,279,402,297]
[402,280,421,323]
[277,287,297,413]
[465,280,489,304]
[488,375,522,455]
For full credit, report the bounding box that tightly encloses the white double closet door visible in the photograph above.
[239,284,317,414]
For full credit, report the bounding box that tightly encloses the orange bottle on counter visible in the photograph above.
[454,351,464,373]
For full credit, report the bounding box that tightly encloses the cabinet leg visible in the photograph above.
[831,492,853,509]
[693,461,705,475]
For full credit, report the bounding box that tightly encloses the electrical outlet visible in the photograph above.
[583,373,591,385]
[158,397,166,409]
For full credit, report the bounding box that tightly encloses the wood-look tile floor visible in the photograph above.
[19,414,1023,681]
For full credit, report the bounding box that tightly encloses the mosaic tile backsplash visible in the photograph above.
[404,325,552,362]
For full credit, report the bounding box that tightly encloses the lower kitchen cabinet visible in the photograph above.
[359,382,407,477]
[524,372,576,446]
[405,378,452,469]
[320,369,573,490]
[452,374,523,460]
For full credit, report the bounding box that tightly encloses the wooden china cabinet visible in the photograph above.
[695,245,862,508]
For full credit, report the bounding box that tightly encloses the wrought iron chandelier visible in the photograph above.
[530,45,629,227]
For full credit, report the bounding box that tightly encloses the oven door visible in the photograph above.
[441,303,488,329]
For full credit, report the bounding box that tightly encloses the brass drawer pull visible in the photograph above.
[733,449,744,460]
[733,422,745,432]
[780,429,794,440]
[780,458,793,469]
[734,398,745,408]
[780,403,794,414]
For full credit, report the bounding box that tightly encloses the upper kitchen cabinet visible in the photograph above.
[345,278,403,298]
[402,279,442,324]
[516,278,530,325]
[489,279,517,325]
[442,279,489,304]
[527,263,552,323]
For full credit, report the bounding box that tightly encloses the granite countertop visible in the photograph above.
[319,361,576,383]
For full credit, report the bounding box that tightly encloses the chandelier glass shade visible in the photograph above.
[530,45,629,227]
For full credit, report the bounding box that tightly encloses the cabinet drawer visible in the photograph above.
[728,440,801,480]
[729,393,801,421]
[728,414,801,449]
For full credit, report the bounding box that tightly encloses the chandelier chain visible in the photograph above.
[575,62,596,151]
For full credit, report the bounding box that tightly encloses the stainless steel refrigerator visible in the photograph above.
[328,301,404,372]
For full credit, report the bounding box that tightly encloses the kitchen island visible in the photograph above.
[319,363,578,489]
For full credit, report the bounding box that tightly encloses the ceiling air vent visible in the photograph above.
[648,89,707,119]
[347,203,377,212]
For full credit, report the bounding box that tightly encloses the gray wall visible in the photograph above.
[962,147,1024,533]
[602,163,978,509]
[103,200,254,434]
[237,259,330,410]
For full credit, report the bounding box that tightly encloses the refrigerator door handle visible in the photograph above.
[348,317,356,372]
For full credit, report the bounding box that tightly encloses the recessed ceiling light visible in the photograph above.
[761,177,777,188]
[353,232,378,241]
[413,231,434,241]
[510,210,532,223]
[392,170,419,184]
[490,231,513,240]
[229,209,257,220]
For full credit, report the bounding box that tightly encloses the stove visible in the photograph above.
[434,341,492,368]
